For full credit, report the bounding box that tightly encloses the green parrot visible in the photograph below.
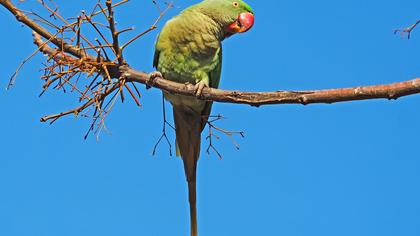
[153,0,254,235]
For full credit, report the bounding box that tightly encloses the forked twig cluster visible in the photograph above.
[151,102,245,159]
[206,115,245,159]
[395,19,420,39]
[152,95,175,156]
[6,0,172,139]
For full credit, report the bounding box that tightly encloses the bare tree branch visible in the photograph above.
[39,83,119,123]
[121,67,420,106]
[395,19,420,39]
[2,0,420,124]
[0,0,91,60]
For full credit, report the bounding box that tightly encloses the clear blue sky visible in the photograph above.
[1,0,420,235]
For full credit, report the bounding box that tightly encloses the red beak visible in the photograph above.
[226,12,254,33]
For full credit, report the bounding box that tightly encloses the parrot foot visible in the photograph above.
[194,81,208,98]
[146,71,162,89]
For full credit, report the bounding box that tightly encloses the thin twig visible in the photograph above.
[106,0,124,65]
[7,31,61,89]
[121,2,173,50]
[91,0,130,17]
[205,115,245,159]
[152,94,174,156]
[394,20,420,39]
[40,84,119,123]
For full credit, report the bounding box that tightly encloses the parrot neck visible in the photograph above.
[181,9,226,41]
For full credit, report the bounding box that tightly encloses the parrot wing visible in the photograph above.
[153,44,160,69]
[200,47,222,130]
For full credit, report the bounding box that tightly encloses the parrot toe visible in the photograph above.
[194,81,208,98]
[146,71,163,89]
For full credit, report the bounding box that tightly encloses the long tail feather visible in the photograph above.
[173,106,202,236]
[188,181,198,236]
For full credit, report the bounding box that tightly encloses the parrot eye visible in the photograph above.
[232,2,239,7]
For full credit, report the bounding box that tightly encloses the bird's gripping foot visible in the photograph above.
[146,71,162,89]
[194,81,208,98]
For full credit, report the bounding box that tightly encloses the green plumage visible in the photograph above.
[153,1,253,235]
[154,7,223,112]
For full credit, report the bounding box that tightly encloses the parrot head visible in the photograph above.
[198,0,254,36]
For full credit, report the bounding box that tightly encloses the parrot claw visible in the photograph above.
[194,81,208,98]
[146,71,162,89]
